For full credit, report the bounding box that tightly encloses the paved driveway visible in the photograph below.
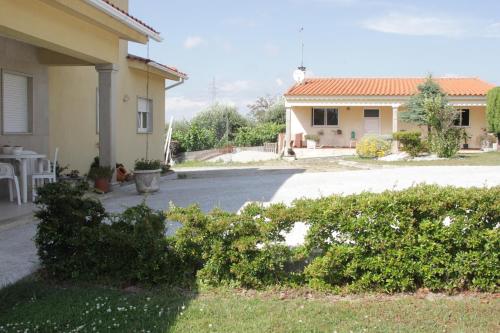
[104,165,500,213]
[2,165,500,288]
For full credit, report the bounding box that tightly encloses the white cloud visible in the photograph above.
[219,80,252,93]
[362,12,500,39]
[362,12,464,37]
[275,78,284,87]
[486,22,500,37]
[183,36,205,49]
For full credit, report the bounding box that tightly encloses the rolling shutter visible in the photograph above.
[2,72,29,133]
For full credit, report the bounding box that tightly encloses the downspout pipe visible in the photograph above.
[165,78,186,90]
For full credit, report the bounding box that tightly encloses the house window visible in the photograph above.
[137,97,153,133]
[2,71,33,134]
[312,108,338,126]
[454,109,470,127]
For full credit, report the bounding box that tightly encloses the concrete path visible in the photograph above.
[1,165,500,288]
[0,219,38,288]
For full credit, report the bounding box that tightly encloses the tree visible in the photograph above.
[424,95,460,158]
[400,76,447,135]
[486,87,500,146]
[191,103,249,143]
[247,95,286,124]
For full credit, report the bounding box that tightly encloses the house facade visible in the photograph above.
[284,77,494,150]
[0,0,186,174]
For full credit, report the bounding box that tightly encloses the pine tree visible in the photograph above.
[400,75,447,135]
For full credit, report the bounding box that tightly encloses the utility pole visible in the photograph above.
[209,76,218,105]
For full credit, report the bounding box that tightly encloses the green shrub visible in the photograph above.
[429,128,461,158]
[295,185,500,292]
[393,131,427,157]
[304,134,320,142]
[34,182,181,285]
[166,203,296,288]
[166,185,499,293]
[172,123,217,152]
[233,123,285,147]
[134,158,162,170]
[356,135,391,158]
[34,181,107,279]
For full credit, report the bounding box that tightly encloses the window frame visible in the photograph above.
[137,96,153,134]
[454,108,470,128]
[1,69,34,135]
[312,107,339,127]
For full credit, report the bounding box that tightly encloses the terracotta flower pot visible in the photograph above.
[94,178,110,193]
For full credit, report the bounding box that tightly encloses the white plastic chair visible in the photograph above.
[0,163,21,205]
[31,148,59,201]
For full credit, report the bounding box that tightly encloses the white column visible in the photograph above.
[285,107,292,154]
[95,64,119,179]
[392,104,399,153]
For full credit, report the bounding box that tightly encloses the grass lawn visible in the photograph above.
[1,278,499,333]
[346,151,500,167]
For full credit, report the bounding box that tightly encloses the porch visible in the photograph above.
[0,0,154,206]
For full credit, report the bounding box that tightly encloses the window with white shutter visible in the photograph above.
[2,71,32,134]
[137,97,153,133]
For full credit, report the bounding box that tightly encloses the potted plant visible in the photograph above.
[304,134,320,149]
[461,128,471,149]
[88,165,114,193]
[134,158,162,193]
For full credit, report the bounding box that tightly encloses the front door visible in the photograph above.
[363,109,380,135]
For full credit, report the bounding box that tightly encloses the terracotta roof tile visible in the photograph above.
[285,77,495,97]
[127,54,188,79]
[100,0,159,34]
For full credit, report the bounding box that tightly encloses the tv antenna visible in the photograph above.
[293,27,306,84]
[209,76,218,104]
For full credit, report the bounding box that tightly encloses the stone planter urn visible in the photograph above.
[134,169,161,193]
[306,140,317,149]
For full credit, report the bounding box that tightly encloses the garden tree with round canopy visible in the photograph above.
[486,87,500,149]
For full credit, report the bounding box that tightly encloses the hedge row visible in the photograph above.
[35,182,499,293]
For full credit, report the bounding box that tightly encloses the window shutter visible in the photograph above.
[2,72,29,133]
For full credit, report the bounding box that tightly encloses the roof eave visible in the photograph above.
[83,0,162,42]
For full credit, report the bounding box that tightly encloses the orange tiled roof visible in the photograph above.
[127,54,188,79]
[285,77,495,97]
[101,0,159,34]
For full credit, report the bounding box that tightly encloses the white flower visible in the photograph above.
[264,217,272,223]
[494,223,500,230]
[390,224,400,231]
[253,214,261,220]
[256,243,265,250]
[442,216,453,227]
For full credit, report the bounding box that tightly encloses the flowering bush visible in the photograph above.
[356,135,391,158]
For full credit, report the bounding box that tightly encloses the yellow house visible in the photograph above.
[0,0,187,176]
[284,77,494,150]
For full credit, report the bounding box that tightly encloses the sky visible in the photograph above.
[128,0,500,121]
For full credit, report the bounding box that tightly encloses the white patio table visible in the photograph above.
[0,151,46,203]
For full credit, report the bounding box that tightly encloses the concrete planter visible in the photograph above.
[306,140,317,149]
[134,169,161,193]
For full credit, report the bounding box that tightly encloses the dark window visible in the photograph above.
[454,109,470,127]
[364,109,379,118]
[326,109,338,125]
[313,108,325,126]
[313,108,338,126]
